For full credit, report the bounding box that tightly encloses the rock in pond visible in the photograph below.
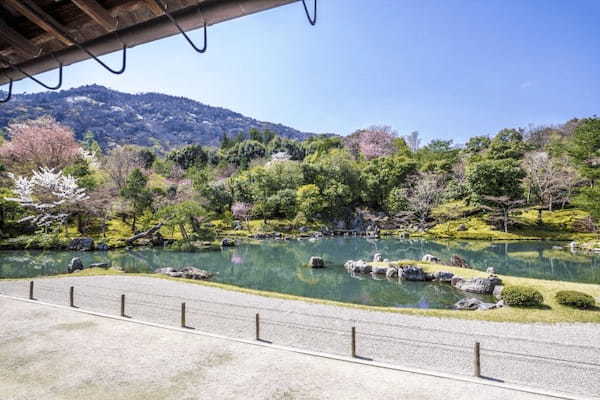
[486,267,497,275]
[68,257,84,273]
[455,298,482,310]
[433,271,454,282]
[96,243,109,251]
[399,266,432,281]
[373,253,384,262]
[452,276,502,295]
[88,263,109,269]
[344,260,372,274]
[308,256,325,268]
[221,238,236,247]
[386,267,398,278]
[68,237,94,251]
[493,285,504,299]
[155,267,215,280]
[421,254,440,263]
[371,264,389,275]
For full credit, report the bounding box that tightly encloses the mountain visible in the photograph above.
[0,85,317,149]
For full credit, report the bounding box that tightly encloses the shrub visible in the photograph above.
[555,291,596,309]
[502,286,544,307]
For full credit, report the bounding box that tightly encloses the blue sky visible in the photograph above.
[7,0,600,144]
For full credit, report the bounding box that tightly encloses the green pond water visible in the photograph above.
[1,238,598,309]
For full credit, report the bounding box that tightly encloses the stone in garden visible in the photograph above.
[68,257,84,273]
[68,237,95,251]
[151,232,164,247]
[455,298,482,311]
[486,267,497,275]
[373,253,384,262]
[371,264,389,274]
[180,267,214,280]
[96,243,109,251]
[299,226,310,233]
[344,260,371,274]
[88,263,109,269]
[476,302,498,311]
[452,276,502,295]
[493,285,504,299]
[456,224,467,232]
[386,267,398,278]
[221,238,236,247]
[399,266,428,281]
[308,256,325,268]
[421,254,440,263]
[399,232,410,239]
[450,255,469,268]
[433,271,454,282]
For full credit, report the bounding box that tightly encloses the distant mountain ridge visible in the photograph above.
[0,85,318,149]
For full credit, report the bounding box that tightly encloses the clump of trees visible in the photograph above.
[0,115,598,241]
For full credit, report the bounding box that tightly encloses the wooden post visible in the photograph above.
[181,302,186,328]
[351,326,357,358]
[474,342,481,377]
[255,313,260,341]
[121,294,125,317]
[29,281,34,300]
[69,286,74,307]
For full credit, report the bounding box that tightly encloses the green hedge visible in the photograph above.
[502,286,544,307]
[555,291,596,309]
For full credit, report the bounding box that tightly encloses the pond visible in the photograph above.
[1,238,599,309]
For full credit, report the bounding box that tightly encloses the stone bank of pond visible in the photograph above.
[1,238,598,309]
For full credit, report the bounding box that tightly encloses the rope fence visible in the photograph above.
[6,279,600,385]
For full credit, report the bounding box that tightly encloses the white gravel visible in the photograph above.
[1,275,599,398]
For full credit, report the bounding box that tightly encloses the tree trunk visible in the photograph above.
[503,209,508,233]
[131,214,137,233]
[179,223,189,240]
[189,216,201,233]
[77,214,84,234]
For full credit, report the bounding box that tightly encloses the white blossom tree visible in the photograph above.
[5,168,88,231]
[406,173,445,229]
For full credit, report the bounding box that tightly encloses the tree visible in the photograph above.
[360,156,417,210]
[296,184,325,221]
[406,173,445,229]
[464,136,491,155]
[345,126,396,160]
[522,152,579,213]
[568,118,600,182]
[232,202,252,227]
[573,186,600,222]
[120,168,152,232]
[0,116,81,172]
[466,159,525,203]
[103,146,144,190]
[157,201,207,240]
[5,168,88,231]
[481,195,525,233]
[404,131,421,152]
[487,129,529,160]
[166,145,207,170]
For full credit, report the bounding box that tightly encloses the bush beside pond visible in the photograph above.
[502,286,544,307]
[555,290,596,309]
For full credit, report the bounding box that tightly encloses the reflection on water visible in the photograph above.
[1,238,598,309]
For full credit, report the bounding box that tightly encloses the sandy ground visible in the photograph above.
[0,296,587,400]
[1,275,599,398]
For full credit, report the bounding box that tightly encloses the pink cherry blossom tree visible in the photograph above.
[345,125,396,160]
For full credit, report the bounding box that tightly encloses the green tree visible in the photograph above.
[167,145,207,169]
[487,129,529,160]
[120,168,153,232]
[568,118,600,182]
[466,159,525,203]
[296,184,325,221]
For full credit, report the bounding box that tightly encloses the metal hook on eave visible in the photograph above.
[1,55,63,91]
[0,79,12,103]
[151,0,207,53]
[302,0,317,25]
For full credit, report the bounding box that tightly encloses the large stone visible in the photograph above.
[450,255,470,268]
[96,243,109,251]
[386,267,398,278]
[221,238,236,247]
[493,285,504,300]
[421,254,440,263]
[486,267,497,275]
[456,224,468,232]
[308,256,325,268]
[452,276,502,295]
[344,260,371,274]
[399,266,428,281]
[371,265,389,275]
[68,257,84,273]
[68,237,95,251]
[155,267,214,280]
[477,302,498,311]
[455,298,482,311]
[151,232,165,247]
[88,263,109,269]
[373,253,384,262]
[433,271,454,282]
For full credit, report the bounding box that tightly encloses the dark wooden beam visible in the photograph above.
[0,17,41,58]
[142,0,164,16]
[70,0,117,31]
[3,0,73,45]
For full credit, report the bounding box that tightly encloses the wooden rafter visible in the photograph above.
[70,0,118,31]
[142,0,165,16]
[3,0,73,45]
[0,17,41,58]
